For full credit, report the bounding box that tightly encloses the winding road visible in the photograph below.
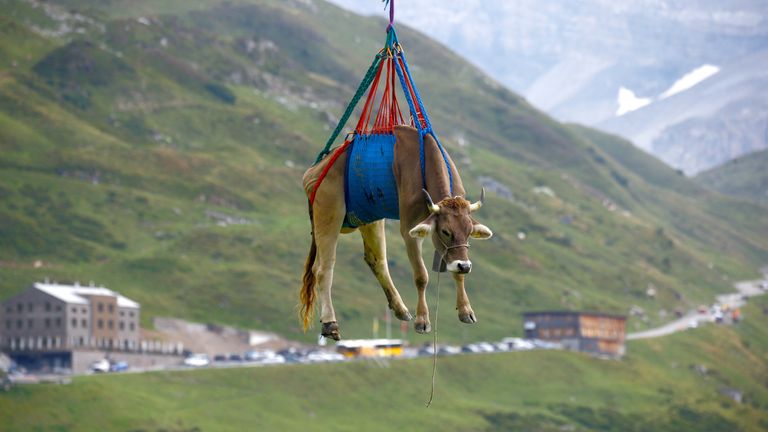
[627,272,767,341]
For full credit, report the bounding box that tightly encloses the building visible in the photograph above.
[523,311,627,357]
[0,281,144,371]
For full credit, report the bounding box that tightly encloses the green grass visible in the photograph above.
[2,302,767,431]
[695,148,768,205]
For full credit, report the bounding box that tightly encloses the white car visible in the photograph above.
[90,358,110,373]
[183,354,210,367]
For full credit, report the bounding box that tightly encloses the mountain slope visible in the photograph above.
[695,148,768,204]
[0,0,765,346]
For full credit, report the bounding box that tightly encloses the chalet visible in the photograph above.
[0,281,141,371]
[523,311,627,357]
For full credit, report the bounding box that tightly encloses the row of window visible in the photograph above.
[6,302,63,313]
[5,318,136,331]
[3,336,139,351]
[4,303,135,317]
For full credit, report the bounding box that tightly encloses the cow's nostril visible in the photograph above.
[458,262,472,273]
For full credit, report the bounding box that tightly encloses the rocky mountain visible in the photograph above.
[329,0,768,174]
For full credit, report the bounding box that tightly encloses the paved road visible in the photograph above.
[627,274,767,341]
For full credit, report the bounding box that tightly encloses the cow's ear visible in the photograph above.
[471,223,493,240]
[409,214,436,238]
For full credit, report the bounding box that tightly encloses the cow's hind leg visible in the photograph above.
[312,205,345,341]
[359,220,412,322]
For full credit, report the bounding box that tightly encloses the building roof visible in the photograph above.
[523,310,626,320]
[32,282,140,309]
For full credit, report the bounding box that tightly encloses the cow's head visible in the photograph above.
[408,189,493,274]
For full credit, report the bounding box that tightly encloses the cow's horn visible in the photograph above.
[422,189,440,214]
[469,188,485,212]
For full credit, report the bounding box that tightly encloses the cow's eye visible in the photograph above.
[441,229,451,238]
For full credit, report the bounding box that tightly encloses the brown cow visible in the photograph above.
[301,125,493,340]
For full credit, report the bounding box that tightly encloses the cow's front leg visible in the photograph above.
[453,273,477,324]
[402,235,431,333]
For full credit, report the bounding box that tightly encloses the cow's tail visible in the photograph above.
[299,201,317,332]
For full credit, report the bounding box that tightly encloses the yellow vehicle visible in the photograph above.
[336,339,404,358]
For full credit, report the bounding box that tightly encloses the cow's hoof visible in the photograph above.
[459,312,477,324]
[393,308,413,322]
[414,320,431,334]
[321,321,341,341]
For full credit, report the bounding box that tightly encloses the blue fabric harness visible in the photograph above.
[343,133,400,228]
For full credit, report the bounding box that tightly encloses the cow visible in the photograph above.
[300,125,493,340]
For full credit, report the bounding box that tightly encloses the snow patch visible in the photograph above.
[660,64,720,99]
[616,87,652,116]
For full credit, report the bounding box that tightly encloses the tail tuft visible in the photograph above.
[299,203,317,331]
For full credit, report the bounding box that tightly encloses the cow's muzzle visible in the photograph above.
[447,260,472,274]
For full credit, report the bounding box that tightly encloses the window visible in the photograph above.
[98,303,103,312]
[5,320,10,330]
[81,308,86,314]
[108,320,114,329]
[45,318,51,328]
[55,305,62,311]
[120,311,124,317]
[129,323,135,331]
[28,319,33,329]
[108,304,114,313]
[45,302,51,312]
[55,317,62,327]
[16,319,22,329]
[79,336,84,346]
[81,319,87,327]
[27,303,33,312]
[71,307,77,313]
[5,306,11,314]
[119,321,125,330]
[97,319,103,329]
[129,311,134,318]
[16,303,22,312]
[72,318,77,328]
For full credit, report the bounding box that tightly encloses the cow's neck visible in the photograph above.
[423,136,454,201]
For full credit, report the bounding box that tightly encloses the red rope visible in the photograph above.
[310,53,407,206]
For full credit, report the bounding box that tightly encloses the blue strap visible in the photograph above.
[389,27,453,195]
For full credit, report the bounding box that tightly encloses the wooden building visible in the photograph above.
[523,311,627,357]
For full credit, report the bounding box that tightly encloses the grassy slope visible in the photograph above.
[1,301,767,431]
[695,148,768,205]
[0,0,765,347]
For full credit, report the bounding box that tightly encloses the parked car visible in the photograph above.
[438,345,461,356]
[109,361,129,372]
[1,371,11,392]
[277,348,304,363]
[304,350,345,363]
[228,354,243,362]
[90,358,110,373]
[258,354,286,365]
[213,354,228,363]
[183,354,210,367]
[418,344,436,356]
[461,344,482,354]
